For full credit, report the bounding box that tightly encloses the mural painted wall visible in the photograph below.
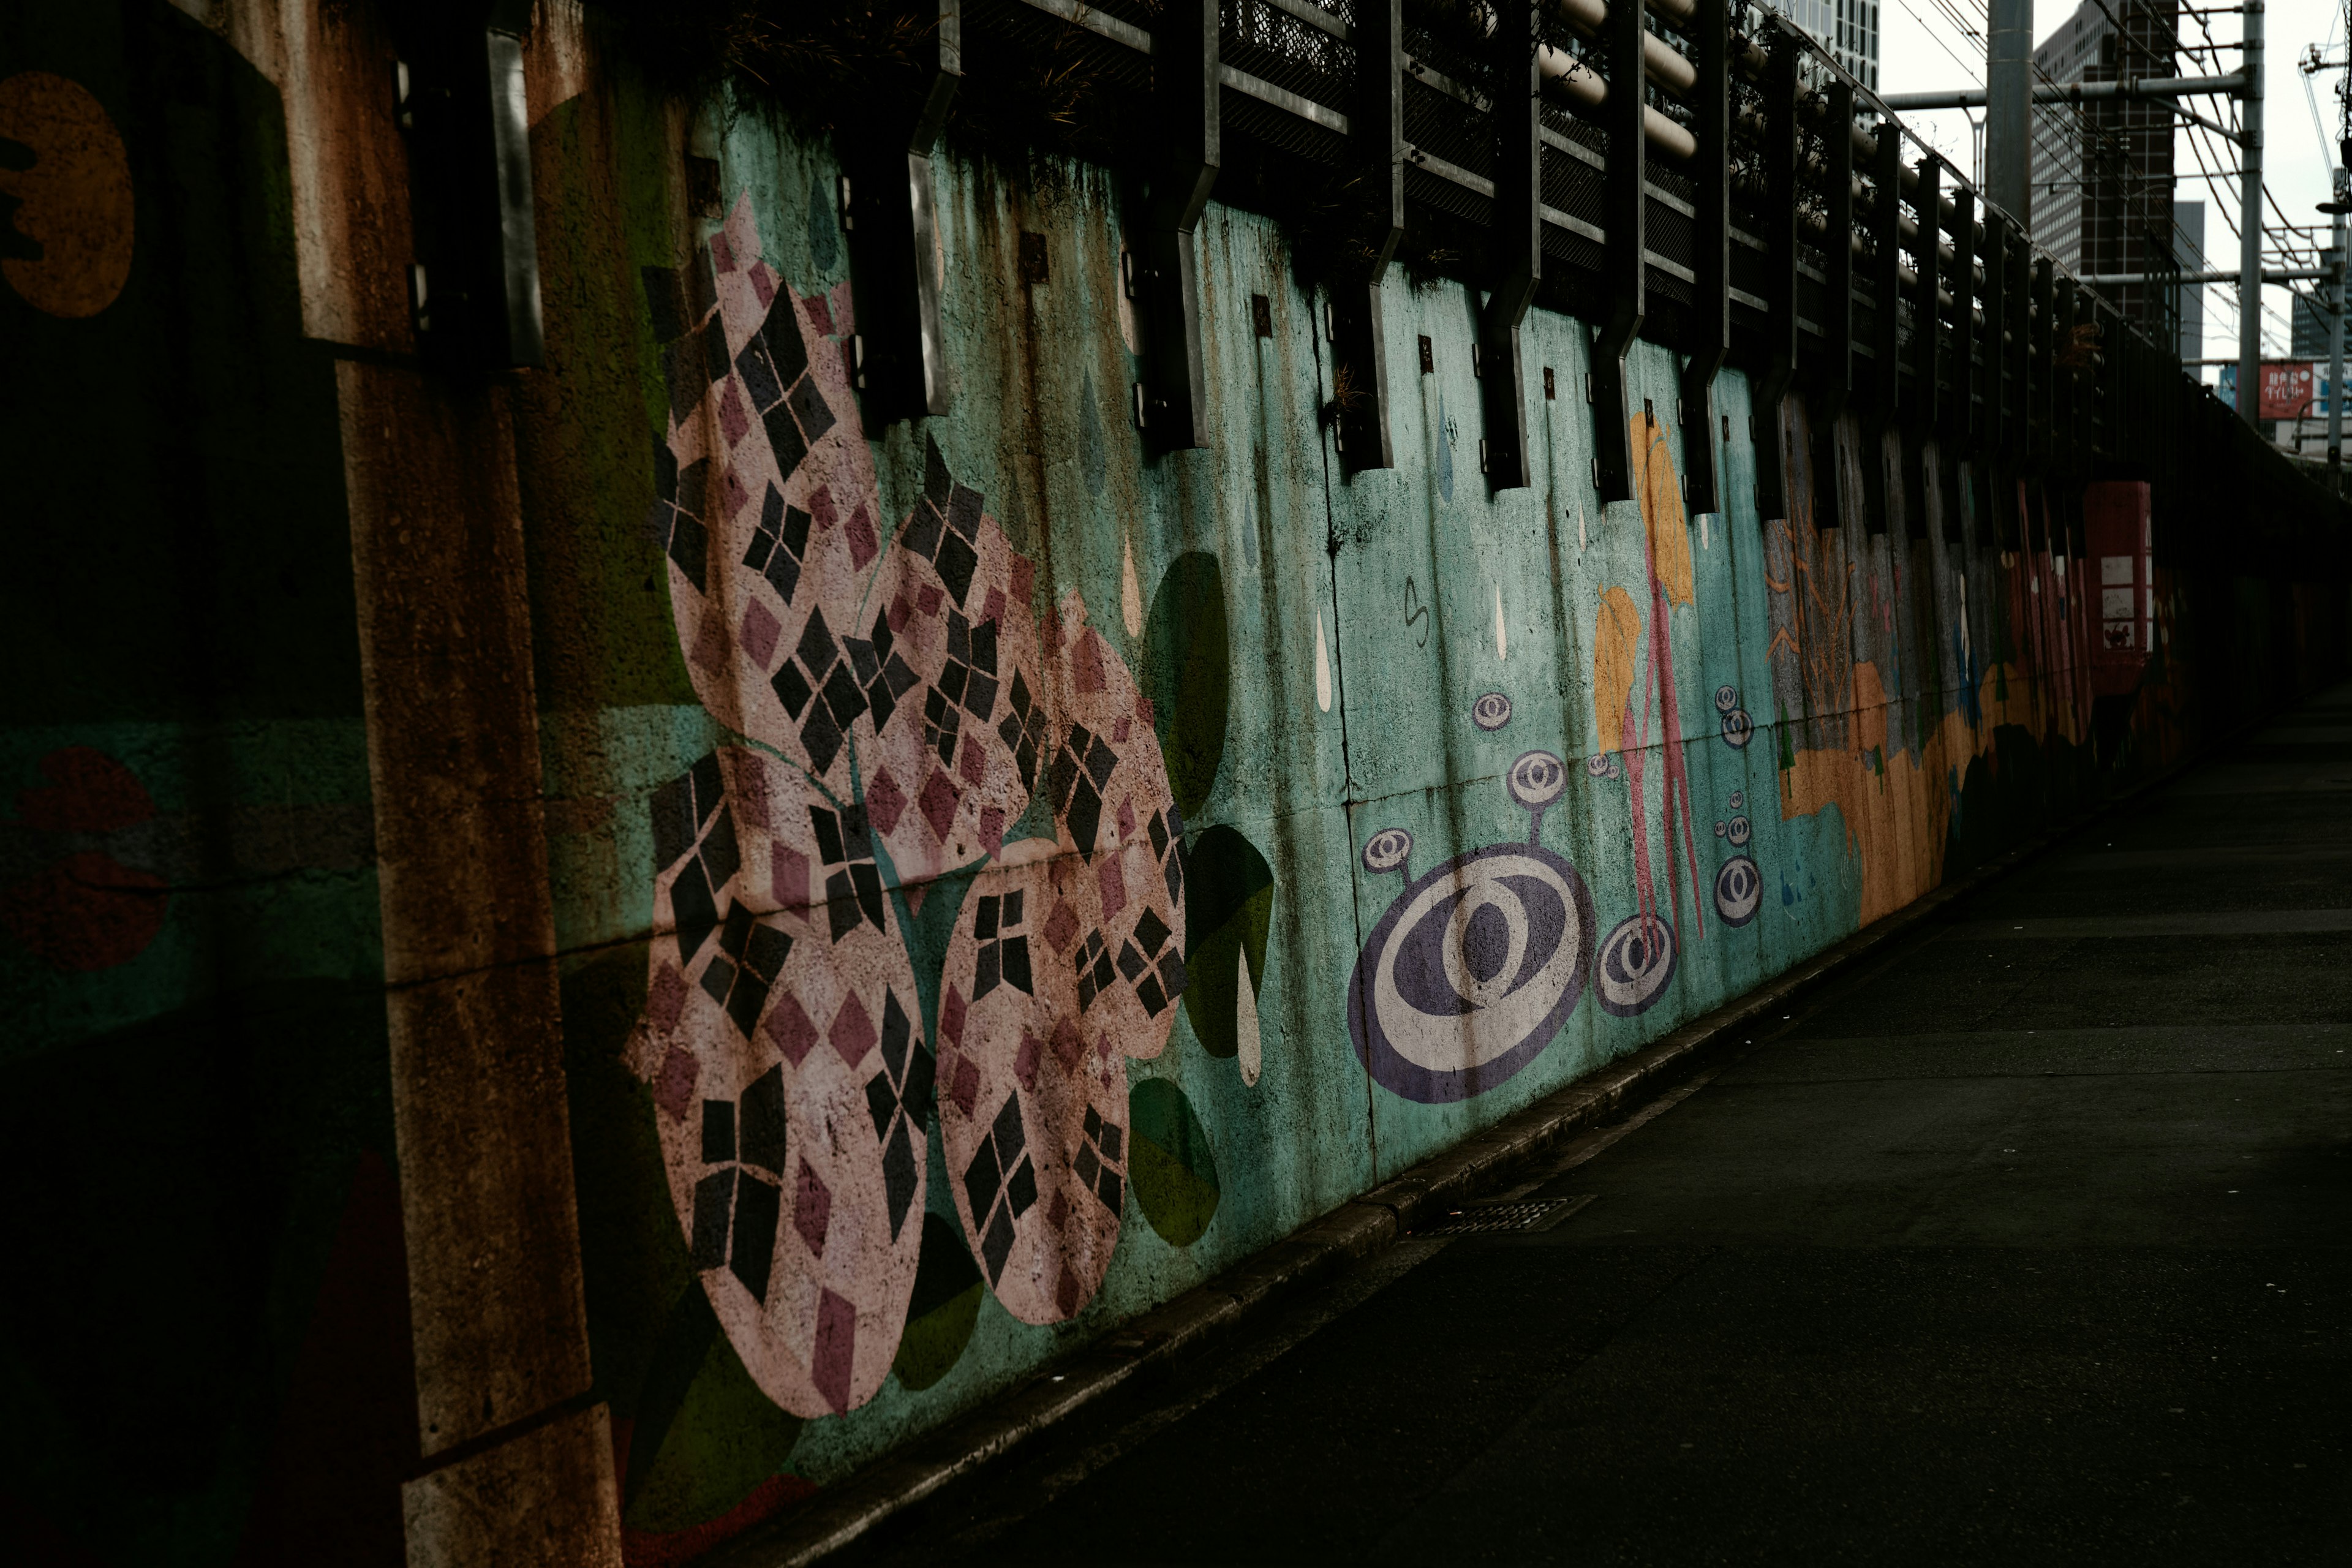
[2,4,2339,1565]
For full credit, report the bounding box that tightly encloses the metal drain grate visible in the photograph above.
[1414,1196,1593,1236]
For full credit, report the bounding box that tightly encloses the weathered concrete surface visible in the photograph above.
[400,1401,624,1568]
[834,684,2352,1565]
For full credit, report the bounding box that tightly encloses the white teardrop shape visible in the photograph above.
[1578,500,1588,551]
[1120,532,1145,637]
[1700,513,1711,551]
[1493,583,1507,662]
[1314,612,1333,712]
[1235,947,1262,1087]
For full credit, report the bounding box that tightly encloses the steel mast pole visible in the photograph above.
[2331,209,2345,478]
[2238,0,2266,429]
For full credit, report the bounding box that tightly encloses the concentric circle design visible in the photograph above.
[1726,815,1752,847]
[1361,827,1414,875]
[1471,692,1513,731]
[1720,708,1754,748]
[1507,750,1567,812]
[1728,790,1744,811]
[1585,753,1618,779]
[1714,855,1762,927]
[1714,684,1740,714]
[1594,912,1678,1017]
[1713,820,1727,838]
[1347,845,1596,1103]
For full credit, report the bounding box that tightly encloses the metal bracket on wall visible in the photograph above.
[2006,226,2030,461]
[1751,42,1801,517]
[1332,0,1404,472]
[1678,0,1731,513]
[1586,0,1648,502]
[2029,254,2054,466]
[1907,156,1942,540]
[1812,81,1856,527]
[1981,209,2008,451]
[1479,0,1541,491]
[1861,115,1899,534]
[2054,274,2078,470]
[391,0,545,371]
[1135,0,1220,450]
[839,0,960,423]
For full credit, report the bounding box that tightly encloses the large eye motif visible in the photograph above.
[1714,855,1762,927]
[1348,845,1595,1103]
[1594,911,1678,1017]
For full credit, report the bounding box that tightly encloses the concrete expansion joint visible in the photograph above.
[381,946,565,993]
[405,1385,601,1482]
[679,745,2220,1568]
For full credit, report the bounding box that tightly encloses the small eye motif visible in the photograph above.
[1726,815,1752,847]
[1362,827,1415,875]
[1728,790,1744,811]
[1471,692,1513,731]
[1585,753,1621,780]
[1714,821,1727,838]
[1714,684,1740,714]
[1507,751,1567,812]
[1720,708,1754,748]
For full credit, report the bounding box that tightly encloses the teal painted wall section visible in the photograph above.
[535,96,2190,1562]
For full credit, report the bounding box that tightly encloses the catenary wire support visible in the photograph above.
[1586,0,1648,501]
[1679,0,1732,513]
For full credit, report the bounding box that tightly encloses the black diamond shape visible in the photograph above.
[934,529,978,605]
[923,434,953,505]
[1147,810,1169,860]
[809,805,845,865]
[869,607,894,662]
[963,1137,1003,1216]
[852,862,886,931]
[1095,1166,1123,1214]
[742,530,776,572]
[725,973,769,1036]
[945,483,982,541]
[1099,1122,1123,1162]
[1084,1106,1102,1140]
[882,652,919,699]
[973,941,1000,1000]
[1093,951,1116,992]
[802,698,845,776]
[969,617,998,674]
[763,399,808,476]
[962,671,998,721]
[698,954,736,1007]
[1164,851,1184,904]
[786,373,835,446]
[1076,971,1098,1012]
[974,895,1001,940]
[741,1066,788,1174]
[1134,907,1171,956]
[901,497,944,560]
[980,1204,1017,1283]
[672,858,719,959]
[825,869,861,941]
[1009,670,1032,718]
[1065,776,1102,859]
[690,753,723,821]
[1156,947,1188,1002]
[772,658,813,717]
[1116,940,1147,984]
[992,1093,1027,1164]
[844,635,881,687]
[764,547,802,605]
[781,503,812,558]
[742,921,793,983]
[938,661,968,706]
[1136,974,1167,1016]
[881,991,912,1079]
[867,680,897,735]
[866,1069,901,1141]
[946,611,970,664]
[736,334,784,410]
[719,900,754,962]
[822,662,869,728]
[1005,1156,1037,1218]
[903,1046,935,1128]
[729,1172,781,1301]
[760,309,809,386]
[650,772,697,872]
[690,1169,734,1268]
[796,607,839,675]
[701,1099,736,1163]
[699,808,741,888]
[882,1116,918,1240]
[1074,1142,1100,1187]
[1001,935,1032,995]
[1084,736,1118,790]
[667,513,709,591]
[998,713,1025,754]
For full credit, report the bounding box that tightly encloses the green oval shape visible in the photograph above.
[1128,1079,1221,1247]
[1147,551,1232,818]
[892,1212,984,1392]
[1180,824,1275,1060]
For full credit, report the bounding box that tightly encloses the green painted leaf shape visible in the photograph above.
[1179,824,1274,1060]
[1146,550,1231,818]
[622,1318,802,1533]
[892,1212,985,1392]
[1128,1078,1221,1248]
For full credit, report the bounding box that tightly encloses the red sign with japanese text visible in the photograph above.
[2259,361,2317,420]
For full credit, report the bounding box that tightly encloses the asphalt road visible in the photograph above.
[845,685,2352,1566]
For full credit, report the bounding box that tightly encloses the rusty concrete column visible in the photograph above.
[229,0,622,1560]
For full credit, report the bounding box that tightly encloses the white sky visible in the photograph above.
[1877,0,2349,373]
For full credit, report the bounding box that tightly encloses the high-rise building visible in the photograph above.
[2292,290,2333,358]
[2029,0,2178,339]
[1771,0,1879,88]
[2176,200,2205,361]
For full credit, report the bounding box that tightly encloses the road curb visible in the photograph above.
[710,775,2166,1568]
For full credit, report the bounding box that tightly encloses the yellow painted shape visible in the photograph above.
[1629,413,1694,607]
[0,73,134,318]
[1593,584,1642,750]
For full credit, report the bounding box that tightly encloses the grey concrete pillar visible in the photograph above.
[1985,0,2033,228]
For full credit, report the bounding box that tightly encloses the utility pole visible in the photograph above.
[2238,0,2266,430]
[1986,0,2034,225]
[2331,211,2345,478]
